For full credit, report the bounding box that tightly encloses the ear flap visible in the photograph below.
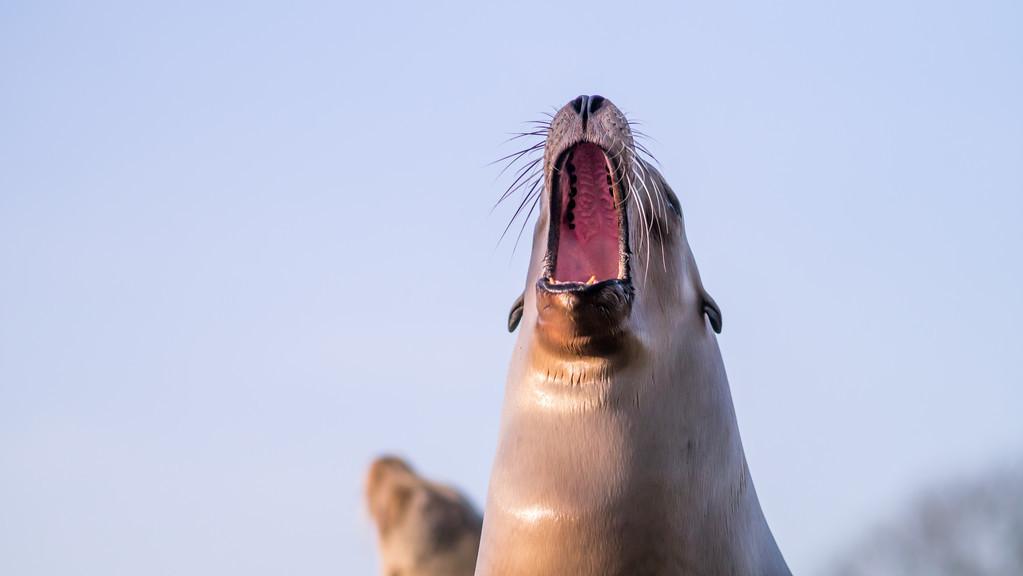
[507,292,525,332]
[702,291,722,334]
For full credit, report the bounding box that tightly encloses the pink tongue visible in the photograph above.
[554,143,619,283]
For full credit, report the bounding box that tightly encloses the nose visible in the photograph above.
[570,94,606,129]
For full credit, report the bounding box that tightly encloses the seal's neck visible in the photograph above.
[496,325,748,517]
[475,322,788,575]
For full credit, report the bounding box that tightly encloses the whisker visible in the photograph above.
[491,113,554,250]
[490,141,545,166]
[630,167,652,282]
[634,142,660,166]
[492,146,543,180]
[494,161,543,209]
[511,188,543,257]
[499,175,544,245]
[498,151,544,182]
[636,158,669,272]
[502,131,548,143]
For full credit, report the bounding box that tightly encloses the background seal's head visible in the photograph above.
[365,456,481,576]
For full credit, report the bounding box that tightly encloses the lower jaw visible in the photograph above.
[537,276,627,294]
[534,277,634,356]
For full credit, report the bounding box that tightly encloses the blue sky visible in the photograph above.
[2,1,1021,574]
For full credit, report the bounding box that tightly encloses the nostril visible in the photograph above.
[588,95,605,114]
[571,95,587,115]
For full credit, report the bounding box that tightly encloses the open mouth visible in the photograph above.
[544,142,629,290]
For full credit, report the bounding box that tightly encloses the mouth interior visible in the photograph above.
[552,142,621,284]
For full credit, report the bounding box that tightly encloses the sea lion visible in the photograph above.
[477,95,791,575]
[365,456,482,576]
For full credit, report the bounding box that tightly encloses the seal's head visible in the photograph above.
[365,456,482,576]
[511,95,721,358]
[480,96,788,576]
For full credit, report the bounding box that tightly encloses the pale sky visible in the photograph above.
[2,1,1021,574]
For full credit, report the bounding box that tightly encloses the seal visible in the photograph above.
[365,456,482,576]
[477,95,791,575]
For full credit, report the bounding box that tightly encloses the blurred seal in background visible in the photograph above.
[365,456,482,576]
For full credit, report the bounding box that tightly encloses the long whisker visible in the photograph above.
[512,186,543,257]
[634,142,660,165]
[630,163,653,284]
[636,158,669,272]
[633,159,657,238]
[609,139,632,206]
[606,139,633,232]
[490,141,544,168]
[499,173,544,245]
[493,155,543,202]
[492,113,553,252]
[622,114,670,274]
[494,162,543,211]
[501,131,549,144]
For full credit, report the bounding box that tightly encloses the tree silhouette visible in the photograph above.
[830,463,1023,576]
